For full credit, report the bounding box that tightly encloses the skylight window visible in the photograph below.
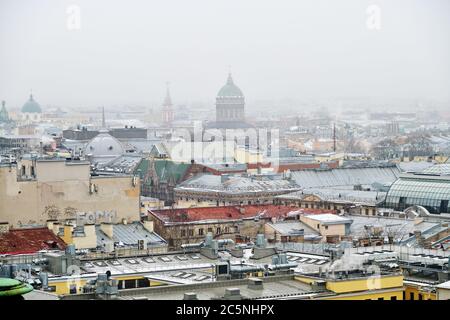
[109,260,121,266]
[125,259,139,265]
[159,256,172,262]
[142,257,155,263]
[193,275,209,281]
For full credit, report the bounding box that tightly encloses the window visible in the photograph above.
[399,197,407,210]
[418,294,423,300]
[391,296,397,300]
[410,292,414,300]
[317,224,320,229]
[137,278,150,288]
[324,226,328,230]
[225,226,230,233]
[440,200,449,213]
[365,209,369,215]
[188,229,194,237]
[305,204,309,208]
[69,284,77,294]
[181,229,186,237]
[198,228,204,236]
[216,227,221,234]
[377,297,384,300]
[207,228,213,233]
[124,279,136,289]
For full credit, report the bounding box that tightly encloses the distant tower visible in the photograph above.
[101,106,106,128]
[0,100,9,123]
[333,123,336,152]
[216,72,245,123]
[161,82,174,126]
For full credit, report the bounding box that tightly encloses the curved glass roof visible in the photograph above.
[422,164,450,176]
[384,176,450,214]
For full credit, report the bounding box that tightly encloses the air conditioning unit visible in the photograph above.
[138,239,147,250]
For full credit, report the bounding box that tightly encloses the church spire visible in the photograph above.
[162,82,174,125]
[226,66,234,85]
[163,82,172,106]
[0,100,9,122]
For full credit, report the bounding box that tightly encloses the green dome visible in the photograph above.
[0,278,33,297]
[21,94,42,113]
[217,73,244,98]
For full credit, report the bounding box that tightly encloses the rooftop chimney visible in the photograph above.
[224,288,242,300]
[0,222,9,234]
[143,220,154,233]
[100,223,114,239]
[248,278,263,290]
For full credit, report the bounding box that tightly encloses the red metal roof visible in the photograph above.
[149,205,335,224]
[0,227,67,255]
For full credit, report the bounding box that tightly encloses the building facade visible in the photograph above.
[0,157,140,227]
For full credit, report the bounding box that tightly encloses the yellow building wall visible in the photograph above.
[175,199,217,208]
[49,278,89,295]
[50,275,169,295]
[234,148,263,164]
[0,164,140,227]
[404,285,437,300]
[295,275,404,300]
[325,275,403,293]
[322,290,403,300]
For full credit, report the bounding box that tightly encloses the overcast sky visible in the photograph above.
[0,0,449,109]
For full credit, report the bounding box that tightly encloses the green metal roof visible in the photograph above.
[154,160,190,182]
[135,159,191,185]
[0,278,33,297]
[217,73,244,97]
[21,94,42,113]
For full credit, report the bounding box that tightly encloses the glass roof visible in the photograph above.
[384,176,450,214]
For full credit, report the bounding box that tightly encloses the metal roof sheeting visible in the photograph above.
[291,167,400,189]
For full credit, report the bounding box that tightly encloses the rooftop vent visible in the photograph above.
[183,292,198,300]
[224,288,242,300]
[248,278,263,290]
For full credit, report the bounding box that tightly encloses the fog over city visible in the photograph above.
[1,0,449,111]
[1,1,450,304]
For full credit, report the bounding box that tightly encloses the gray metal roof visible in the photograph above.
[291,166,400,189]
[120,277,317,300]
[278,188,386,206]
[396,161,435,173]
[422,164,450,176]
[267,221,320,238]
[96,222,166,247]
[176,173,300,194]
[348,215,439,243]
